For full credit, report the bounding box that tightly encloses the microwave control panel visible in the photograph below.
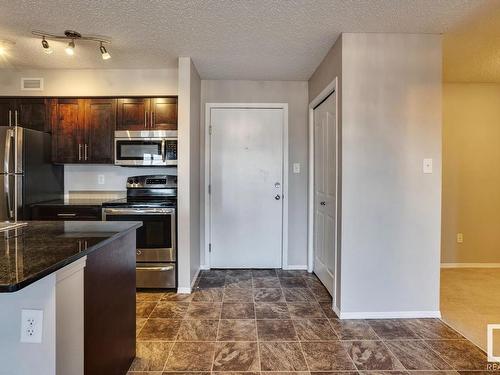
[165,140,177,160]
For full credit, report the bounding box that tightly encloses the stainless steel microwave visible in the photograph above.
[114,130,177,166]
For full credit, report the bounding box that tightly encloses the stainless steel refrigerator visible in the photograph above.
[0,126,64,221]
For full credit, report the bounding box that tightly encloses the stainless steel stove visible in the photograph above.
[102,175,177,289]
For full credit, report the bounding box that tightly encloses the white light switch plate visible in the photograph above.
[423,158,433,174]
[20,309,43,343]
[97,175,105,185]
[293,163,300,174]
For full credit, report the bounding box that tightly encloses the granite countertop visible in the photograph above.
[31,199,111,207]
[0,221,141,293]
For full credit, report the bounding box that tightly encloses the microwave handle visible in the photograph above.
[161,140,166,162]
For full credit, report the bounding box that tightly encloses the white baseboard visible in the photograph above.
[338,310,441,320]
[333,304,341,317]
[441,263,500,268]
[177,287,191,294]
[176,268,201,294]
[282,265,308,270]
[200,265,210,270]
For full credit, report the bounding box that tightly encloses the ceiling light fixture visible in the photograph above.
[41,36,53,54]
[99,42,111,60]
[31,30,111,60]
[65,39,75,56]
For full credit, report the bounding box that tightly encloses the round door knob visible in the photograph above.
[275,195,281,200]
[320,201,326,206]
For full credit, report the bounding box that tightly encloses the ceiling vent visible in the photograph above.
[21,78,44,91]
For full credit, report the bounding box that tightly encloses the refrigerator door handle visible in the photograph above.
[4,176,13,220]
[4,128,12,174]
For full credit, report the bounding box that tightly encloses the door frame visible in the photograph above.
[204,103,289,269]
[307,78,340,311]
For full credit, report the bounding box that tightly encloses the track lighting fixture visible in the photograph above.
[41,36,53,54]
[65,39,75,56]
[32,30,111,60]
[99,42,111,60]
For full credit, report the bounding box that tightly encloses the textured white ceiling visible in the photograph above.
[444,2,500,82]
[0,0,496,80]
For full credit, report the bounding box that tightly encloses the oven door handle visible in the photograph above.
[103,208,175,215]
[161,139,166,163]
[137,265,174,271]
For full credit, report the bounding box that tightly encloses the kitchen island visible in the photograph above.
[0,221,141,375]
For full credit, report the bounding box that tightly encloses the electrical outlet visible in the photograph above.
[20,309,43,343]
[97,175,105,185]
[457,233,464,244]
[293,163,301,174]
[423,158,433,174]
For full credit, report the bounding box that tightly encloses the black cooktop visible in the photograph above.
[102,197,176,208]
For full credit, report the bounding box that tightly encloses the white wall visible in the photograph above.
[64,165,176,194]
[309,33,442,317]
[0,68,178,96]
[177,57,201,291]
[0,274,56,375]
[341,33,442,316]
[200,80,309,268]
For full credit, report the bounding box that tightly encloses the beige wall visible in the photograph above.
[0,68,178,96]
[200,80,309,268]
[442,83,500,263]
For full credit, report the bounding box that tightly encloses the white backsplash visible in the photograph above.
[64,165,177,195]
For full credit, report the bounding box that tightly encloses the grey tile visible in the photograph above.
[288,302,326,319]
[253,276,281,288]
[283,288,318,302]
[280,277,307,288]
[255,302,290,319]
[224,288,254,302]
[254,288,285,302]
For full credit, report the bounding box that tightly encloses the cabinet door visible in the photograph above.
[52,99,85,163]
[16,98,49,132]
[84,99,116,163]
[116,98,150,130]
[151,97,177,130]
[0,99,15,126]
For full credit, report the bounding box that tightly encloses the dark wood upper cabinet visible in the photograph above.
[151,97,177,130]
[116,98,150,131]
[0,98,49,131]
[52,98,85,164]
[85,99,116,164]
[17,98,50,132]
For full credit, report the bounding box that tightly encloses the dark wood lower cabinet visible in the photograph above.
[84,231,136,375]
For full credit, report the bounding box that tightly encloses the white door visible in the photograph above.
[209,107,284,268]
[313,92,337,297]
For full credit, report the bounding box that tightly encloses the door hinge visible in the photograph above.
[209,243,212,253]
[209,125,212,135]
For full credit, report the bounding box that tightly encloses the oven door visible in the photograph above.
[103,207,176,262]
[115,138,166,166]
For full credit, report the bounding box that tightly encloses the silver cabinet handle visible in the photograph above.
[78,144,82,161]
[275,195,281,200]
[84,144,88,161]
[8,110,12,127]
[14,110,18,126]
[137,266,174,271]
[151,111,154,128]
[57,213,77,217]
[145,111,148,128]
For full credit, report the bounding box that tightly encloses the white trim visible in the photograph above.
[200,264,210,270]
[441,263,500,268]
[177,287,192,294]
[190,267,201,289]
[204,103,289,269]
[307,78,339,311]
[282,265,308,270]
[56,256,87,283]
[339,310,442,320]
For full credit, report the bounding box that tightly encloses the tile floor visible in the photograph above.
[130,269,496,374]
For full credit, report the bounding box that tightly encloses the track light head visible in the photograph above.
[65,39,75,56]
[41,37,53,54]
[99,42,111,60]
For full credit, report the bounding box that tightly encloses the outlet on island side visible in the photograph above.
[20,309,43,343]
[97,174,105,185]
[457,233,464,244]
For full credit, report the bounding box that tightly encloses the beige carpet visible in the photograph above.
[441,267,500,355]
